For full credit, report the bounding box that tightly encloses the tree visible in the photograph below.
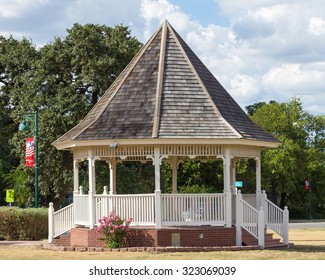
[247,98,325,218]
[5,24,142,208]
[245,101,276,116]
[0,36,38,205]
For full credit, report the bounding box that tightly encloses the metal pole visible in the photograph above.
[34,111,39,208]
[308,180,312,220]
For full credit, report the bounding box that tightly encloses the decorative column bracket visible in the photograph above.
[146,154,168,166]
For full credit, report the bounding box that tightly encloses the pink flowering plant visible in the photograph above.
[96,210,132,249]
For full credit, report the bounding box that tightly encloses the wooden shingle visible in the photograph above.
[53,20,279,148]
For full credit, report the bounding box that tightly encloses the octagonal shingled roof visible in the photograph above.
[53,20,279,149]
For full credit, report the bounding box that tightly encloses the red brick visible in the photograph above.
[52,226,237,248]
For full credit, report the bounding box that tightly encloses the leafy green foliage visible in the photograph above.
[4,167,31,207]
[0,24,142,208]
[0,207,48,240]
[0,36,38,204]
[116,162,155,194]
[177,160,224,193]
[247,98,325,217]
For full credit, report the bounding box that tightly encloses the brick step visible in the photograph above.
[52,231,71,246]
[242,230,283,247]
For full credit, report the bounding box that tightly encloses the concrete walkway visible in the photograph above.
[289,221,325,229]
[0,240,43,246]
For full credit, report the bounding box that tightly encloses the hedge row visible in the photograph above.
[0,207,48,240]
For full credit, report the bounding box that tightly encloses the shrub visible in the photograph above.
[0,207,48,240]
[96,210,132,249]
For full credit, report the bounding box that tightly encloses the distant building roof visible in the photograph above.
[53,20,279,149]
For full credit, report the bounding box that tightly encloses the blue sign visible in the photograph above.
[235,181,243,187]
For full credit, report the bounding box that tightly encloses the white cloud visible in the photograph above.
[263,63,325,93]
[0,0,49,18]
[140,0,194,39]
[1,0,325,115]
[217,0,288,14]
[66,0,141,27]
[230,74,258,101]
[139,0,325,115]
[308,17,325,36]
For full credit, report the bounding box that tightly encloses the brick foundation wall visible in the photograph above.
[70,228,105,247]
[128,227,236,247]
[56,226,236,248]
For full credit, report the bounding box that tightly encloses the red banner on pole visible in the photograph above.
[25,138,35,167]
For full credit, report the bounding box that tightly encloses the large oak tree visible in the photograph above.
[1,24,141,207]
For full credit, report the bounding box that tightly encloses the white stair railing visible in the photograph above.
[48,202,74,242]
[262,191,289,245]
[236,191,265,248]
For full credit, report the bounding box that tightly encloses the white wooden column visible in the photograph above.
[108,157,117,195]
[223,147,232,228]
[235,190,243,246]
[88,151,96,229]
[147,147,168,229]
[255,156,262,210]
[230,158,237,194]
[73,159,80,195]
[171,156,178,193]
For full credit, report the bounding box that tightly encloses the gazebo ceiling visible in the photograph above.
[53,20,279,150]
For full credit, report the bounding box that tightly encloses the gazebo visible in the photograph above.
[48,20,289,249]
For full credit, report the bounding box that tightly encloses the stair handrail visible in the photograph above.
[236,190,265,248]
[48,202,75,242]
[262,191,289,245]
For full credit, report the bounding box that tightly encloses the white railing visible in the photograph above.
[95,194,155,226]
[242,194,257,208]
[236,190,289,248]
[49,192,227,242]
[262,191,289,244]
[241,199,259,238]
[48,202,74,241]
[236,191,265,248]
[161,193,225,226]
[74,194,89,226]
[49,189,289,249]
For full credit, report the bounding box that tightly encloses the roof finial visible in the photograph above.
[162,19,170,27]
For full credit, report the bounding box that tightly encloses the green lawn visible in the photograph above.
[0,228,324,260]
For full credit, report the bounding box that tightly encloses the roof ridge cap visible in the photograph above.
[152,21,168,138]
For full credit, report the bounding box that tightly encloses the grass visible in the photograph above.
[0,228,324,260]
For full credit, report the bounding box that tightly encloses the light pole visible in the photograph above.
[19,111,39,208]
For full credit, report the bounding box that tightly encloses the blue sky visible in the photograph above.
[1,0,325,115]
[170,0,230,26]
